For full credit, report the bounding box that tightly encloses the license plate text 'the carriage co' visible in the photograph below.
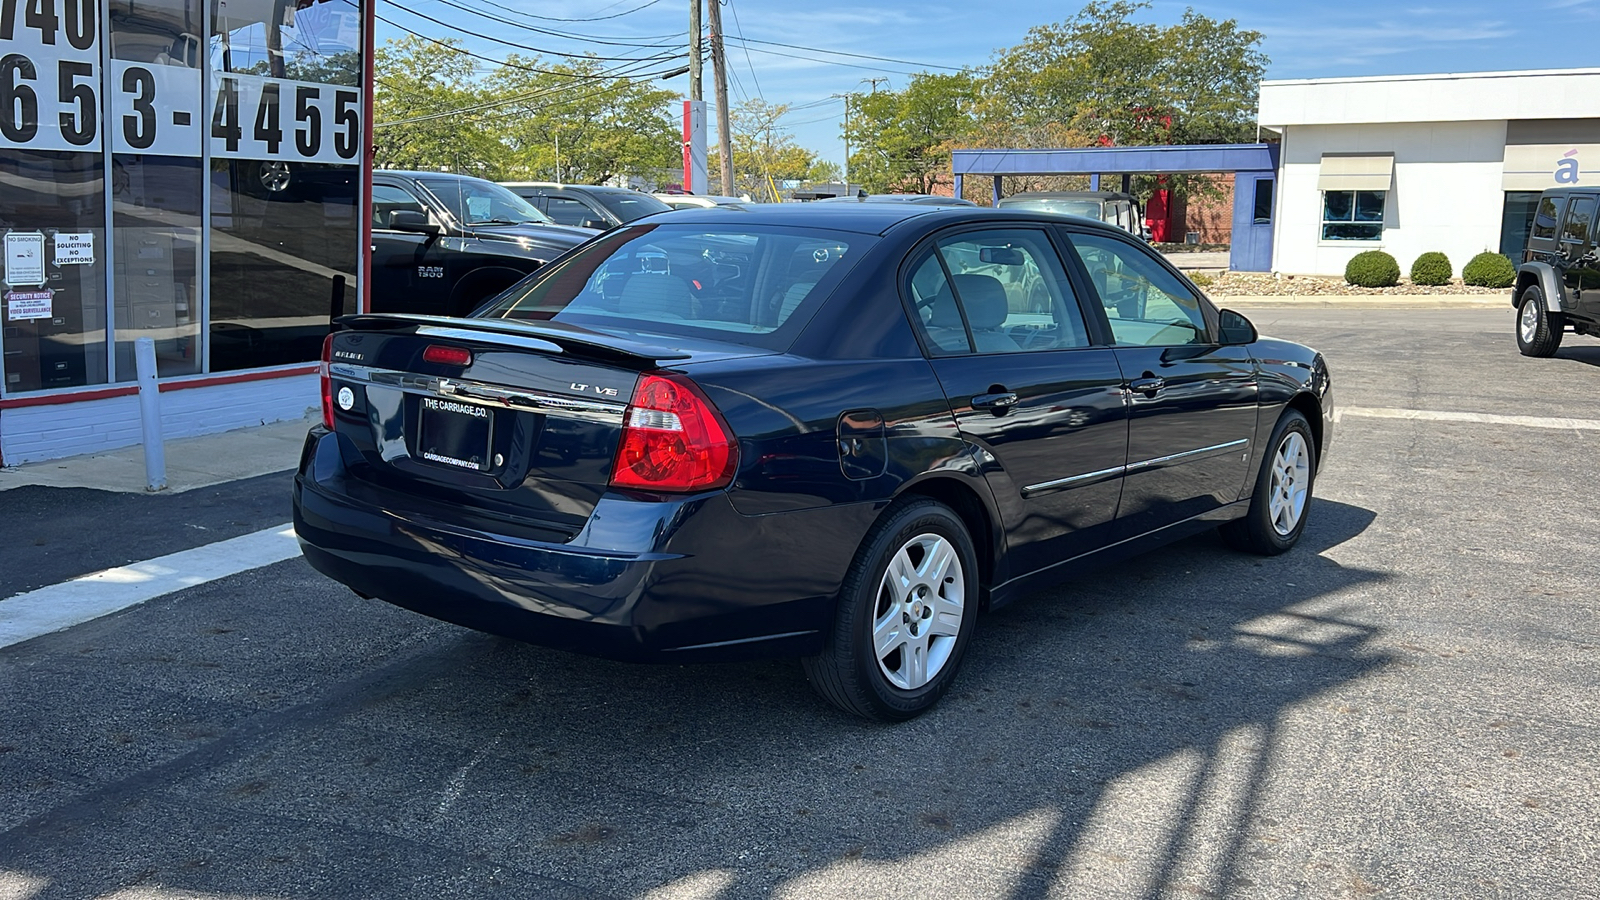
[418,397,492,471]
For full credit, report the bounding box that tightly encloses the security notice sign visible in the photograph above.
[5,289,53,321]
[4,232,47,286]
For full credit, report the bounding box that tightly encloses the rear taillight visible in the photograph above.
[610,373,737,493]
[320,333,335,429]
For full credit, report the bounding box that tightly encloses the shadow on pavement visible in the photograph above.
[0,500,1390,899]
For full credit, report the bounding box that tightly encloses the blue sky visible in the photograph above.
[377,0,1600,171]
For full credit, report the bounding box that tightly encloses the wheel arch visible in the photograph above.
[891,474,1002,608]
[1516,263,1564,313]
[1284,391,1325,467]
[449,265,538,317]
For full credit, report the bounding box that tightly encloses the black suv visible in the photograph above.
[499,182,674,230]
[1515,186,1600,356]
[371,172,598,317]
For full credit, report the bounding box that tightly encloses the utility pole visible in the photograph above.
[861,77,888,93]
[708,0,734,196]
[689,0,702,102]
[831,93,851,185]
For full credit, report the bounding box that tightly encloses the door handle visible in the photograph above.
[972,391,1019,413]
[1129,376,1165,398]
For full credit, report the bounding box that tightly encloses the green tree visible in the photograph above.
[844,73,977,194]
[711,99,828,201]
[372,37,500,175]
[981,2,1266,148]
[488,56,681,184]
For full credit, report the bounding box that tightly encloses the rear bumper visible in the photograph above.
[292,428,873,662]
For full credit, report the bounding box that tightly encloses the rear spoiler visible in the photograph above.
[337,313,691,367]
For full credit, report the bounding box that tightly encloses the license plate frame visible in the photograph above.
[417,396,494,472]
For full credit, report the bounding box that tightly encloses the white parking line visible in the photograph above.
[0,523,301,650]
[1337,406,1600,431]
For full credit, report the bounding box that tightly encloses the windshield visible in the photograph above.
[999,197,1105,218]
[591,191,673,222]
[418,178,553,226]
[483,223,871,350]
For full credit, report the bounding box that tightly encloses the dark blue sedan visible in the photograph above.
[293,203,1333,720]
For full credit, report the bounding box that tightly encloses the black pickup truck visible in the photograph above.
[371,172,598,317]
[1515,186,1600,356]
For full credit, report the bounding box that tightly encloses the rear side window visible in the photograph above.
[485,224,868,350]
[1531,197,1560,240]
[904,228,1089,355]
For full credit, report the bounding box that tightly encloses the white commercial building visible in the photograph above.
[1259,68,1600,277]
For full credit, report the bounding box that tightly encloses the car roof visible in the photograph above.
[633,203,1132,237]
[1001,191,1137,202]
[499,182,639,194]
[379,170,498,184]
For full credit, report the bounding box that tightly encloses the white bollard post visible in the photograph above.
[134,337,167,492]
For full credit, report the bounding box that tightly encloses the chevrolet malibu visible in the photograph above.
[294,204,1332,721]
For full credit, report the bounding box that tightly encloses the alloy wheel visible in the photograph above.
[1268,432,1311,536]
[872,532,965,691]
[1519,299,1540,344]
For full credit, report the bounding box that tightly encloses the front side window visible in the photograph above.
[1321,190,1385,241]
[371,184,426,229]
[486,224,866,350]
[419,179,551,226]
[905,228,1089,355]
[1067,231,1209,347]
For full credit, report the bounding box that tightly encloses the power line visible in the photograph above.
[376,54,681,127]
[426,0,688,47]
[725,0,764,101]
[376,14,683,76]
[384,2,683,62]
[726,36,963,72]
[472,0,669,24]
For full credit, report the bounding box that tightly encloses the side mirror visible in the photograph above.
[390,210,439,236]
[582,218,610,230]
[1217,308,1257,345]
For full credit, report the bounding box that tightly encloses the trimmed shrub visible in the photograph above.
[1409,252,1453,286]
[1462,251,1516,289]
[1188,271,1215,288]
[1345,250,1400,288]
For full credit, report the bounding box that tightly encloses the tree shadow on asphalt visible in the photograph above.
[0,499,1390,899]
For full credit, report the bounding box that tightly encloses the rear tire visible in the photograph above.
[803,499,978,721]
[1516,284,1563,358]
[1221,409,1316,556]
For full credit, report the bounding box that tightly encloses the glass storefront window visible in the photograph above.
[110,0,205,379]
[1500,192,1543,260]
[2,0,109,393]
[1,0,363,395]
[207,0,362,371]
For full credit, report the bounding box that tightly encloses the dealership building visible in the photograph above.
[1258,67,1600,276]
[0,0,373,465]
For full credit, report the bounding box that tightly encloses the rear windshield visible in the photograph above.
[483,223,870,350]
[592,191,674,222]
[1001,197,1105,218]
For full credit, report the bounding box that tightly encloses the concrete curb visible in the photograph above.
[1216,294,1512,310]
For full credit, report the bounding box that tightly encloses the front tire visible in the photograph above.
[803,499,979,721]
[1516,284,1563,358]
[1221,409,1316,555]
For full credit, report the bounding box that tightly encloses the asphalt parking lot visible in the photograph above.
[2,308,1597,899]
